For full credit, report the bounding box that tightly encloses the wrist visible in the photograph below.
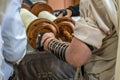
[43,37,55,51]
[36,32,55,51]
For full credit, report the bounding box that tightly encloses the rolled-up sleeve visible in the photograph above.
[73,0,114,49]
[73,17,106,49]
[1,0,27,63]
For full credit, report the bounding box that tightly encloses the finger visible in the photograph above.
[57,13,63,18]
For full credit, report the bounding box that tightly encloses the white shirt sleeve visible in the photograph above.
[1,0,27,63]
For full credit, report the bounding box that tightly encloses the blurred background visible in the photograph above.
[31,0,79,10]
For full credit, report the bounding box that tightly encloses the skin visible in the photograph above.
[58,9,73,18]
[41,32,92,67]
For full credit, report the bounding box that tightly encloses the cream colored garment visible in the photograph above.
[73,0,117,80]
[73,0,114,49]
[100,0,120,80]
[114,0,120,80]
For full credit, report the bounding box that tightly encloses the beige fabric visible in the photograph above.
[114,0,120,80]
[73,0,118,80]
[100,0,120,80]
[102,0,118,34]
[73,17,106,49]
[73,0,114,49]
[85,32,117,80]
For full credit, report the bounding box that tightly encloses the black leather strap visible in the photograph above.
[62,10,67,16]
[36,32,45,51]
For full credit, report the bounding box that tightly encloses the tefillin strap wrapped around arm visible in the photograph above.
[48,39,69,62]
[47,39,94,62]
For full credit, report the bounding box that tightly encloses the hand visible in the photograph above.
[36,32,55,51]
[57,9,72,18]
[41,32,56,51]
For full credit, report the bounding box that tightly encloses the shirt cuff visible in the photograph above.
[16,50,26,64]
